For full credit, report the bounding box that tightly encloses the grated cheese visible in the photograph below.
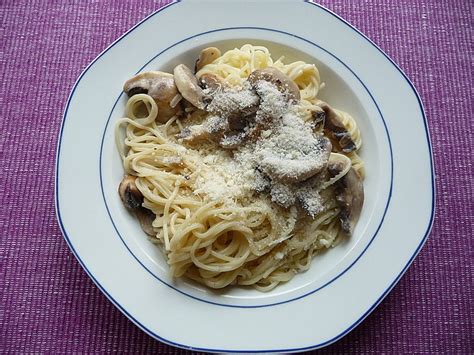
[187,78,330,217]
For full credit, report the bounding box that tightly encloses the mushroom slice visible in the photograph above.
[296,186,324,218]
[309,105,326,132]
[315,100,357,153]
[319,152,352,190]
[334,168,364,235]
[123,71,181,123]
[195,47,221,72]
[248,67,301,101]
[177,115,229,144]
[260,135,332,183]
[135,208,156,237]
[206,86,260,119]
[176,124,211,143]
[118,175,156,237]
[199,73,225,97]
[173,64,206,110]
[327,153,352,179]
[118,175,143,210]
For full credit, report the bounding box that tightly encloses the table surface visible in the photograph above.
[1,0,472,353]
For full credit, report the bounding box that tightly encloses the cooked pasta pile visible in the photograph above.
[116,44,364,291]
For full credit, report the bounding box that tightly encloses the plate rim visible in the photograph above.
[55,0,435,351]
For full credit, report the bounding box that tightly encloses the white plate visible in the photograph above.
[55,0,434,352]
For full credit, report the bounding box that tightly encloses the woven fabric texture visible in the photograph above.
[0,0,472,353]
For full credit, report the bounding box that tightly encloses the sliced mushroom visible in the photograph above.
[318,152,352,190]
[227,115,250,131]
[327,153,352,179]
[176,114,233,145]
[195,47,221,72]
[248,67,301,101]
[118,175,156,237]
[296,186,324,218]
[135,207,156,237]
[123,71,181,123]
[118,175,143,210]
[260,135,332,183]
[268,173,326,217]
[206,86,259,119]
[199,73,225,97]
[173,64,206,110]
[309,105,326,132]
[314,100,357,153]
[176,124,211,143]
[334,168,364,235]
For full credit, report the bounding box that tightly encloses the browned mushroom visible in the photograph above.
[296,185,324,218]
[199,73,225,96]
[118,175,156,237]
[195,47,221,72]
[248,67,301,101]
[268,172,326,217]
[309,105,326,132]
[135,208,156,237]
[334,168,364,235]
[326,152,352,179]
[173,64,206,110]
[260,135,332,183]
[206,87,259,120]
[118,175,143,210]
[314,100,357,153]
[123,71,181,123]
[176,124,211,143]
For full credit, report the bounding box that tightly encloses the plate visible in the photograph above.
[55,0,434,352]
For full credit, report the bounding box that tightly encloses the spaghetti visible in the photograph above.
[116,44,364,291]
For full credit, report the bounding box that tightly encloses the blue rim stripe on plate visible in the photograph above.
[55,0,435,351]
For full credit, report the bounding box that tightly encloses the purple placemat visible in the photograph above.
[1,0,472,353]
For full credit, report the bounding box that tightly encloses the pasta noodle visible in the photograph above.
[116,45,364,291]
